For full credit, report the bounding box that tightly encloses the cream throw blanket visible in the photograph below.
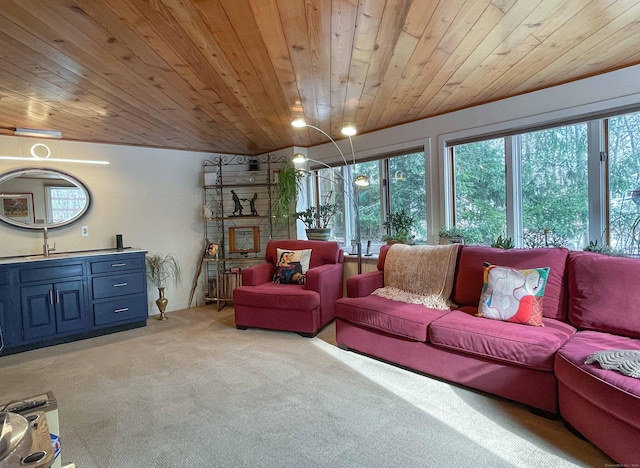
[372,244,460,310]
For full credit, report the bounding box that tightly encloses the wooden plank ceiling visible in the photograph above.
[0,0,639,155]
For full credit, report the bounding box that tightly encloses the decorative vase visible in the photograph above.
[305,228,331,241]
[156,287,169,320]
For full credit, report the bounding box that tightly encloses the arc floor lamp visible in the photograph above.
[291,119,369,273]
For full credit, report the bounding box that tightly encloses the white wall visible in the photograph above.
[0,137,218,314]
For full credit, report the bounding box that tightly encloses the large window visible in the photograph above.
[389,152,427,241]
[453,139,506,245]
[309,150,426,253]
[521,124,589,250]
[608,112,640,255]
[449,110,640,253]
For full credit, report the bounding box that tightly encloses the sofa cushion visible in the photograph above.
[335,295,450,342]
[428,310,576,371]
[568,251,640,338]
[556,330,640,431]
[453,246,569,321]
[233,282,319,310]
[478,263,549,326]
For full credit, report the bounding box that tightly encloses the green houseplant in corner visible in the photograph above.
[146,253,182,321]
[273,161,303,223]
[382,209,416,244]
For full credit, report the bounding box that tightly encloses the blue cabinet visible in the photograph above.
[0,250,148,355]
[0,268,14,347]
[20,280,85,340]
[89,255,147,326]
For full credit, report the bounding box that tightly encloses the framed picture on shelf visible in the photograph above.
[0,193,35,223]
[229,226,260,253]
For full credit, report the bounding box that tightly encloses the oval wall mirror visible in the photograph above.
[0,167,92,230]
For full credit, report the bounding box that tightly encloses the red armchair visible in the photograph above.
[233,240,344,337]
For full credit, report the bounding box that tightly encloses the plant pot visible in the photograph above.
[305,228,331,241]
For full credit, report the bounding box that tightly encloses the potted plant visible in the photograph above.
[295,202,339,241]
[382,209,416,244]
[491,235,514,249]
[145,253,182,320]
[438,226,468,245]
[273,161,303,223]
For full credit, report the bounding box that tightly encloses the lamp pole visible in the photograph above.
[292,120,368,274]
[294,156,364,274]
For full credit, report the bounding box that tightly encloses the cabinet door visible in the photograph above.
[21,284,56,340]
[55,280,85,333]
[0,286,13,347]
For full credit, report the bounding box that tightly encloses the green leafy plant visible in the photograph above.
[145,253,182,288]
[583,240,626,257]
[438,226,468,241]
[273,161,303,223]
[491,235,514,249]
[295,203,339,229]
[382,209,416,244]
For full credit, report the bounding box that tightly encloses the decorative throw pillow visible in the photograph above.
[273,248,312,285]
[477,262,550,326]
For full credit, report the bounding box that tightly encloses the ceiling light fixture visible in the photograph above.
[14,128,62,139]
[341,125,357,136]
[0,142,109,165]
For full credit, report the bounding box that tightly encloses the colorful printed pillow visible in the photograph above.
[273,248,312,285]
[477,262,550,326]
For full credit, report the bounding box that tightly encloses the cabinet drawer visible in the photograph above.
[94,295,147,325]
[92,273,145,299]
[91,256,144,274]
[20,264,84,283]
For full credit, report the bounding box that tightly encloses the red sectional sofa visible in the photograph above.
[334,245,639,464]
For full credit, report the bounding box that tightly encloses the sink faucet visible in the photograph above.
[43,227,56,257]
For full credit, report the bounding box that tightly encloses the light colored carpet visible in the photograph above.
[0,307,612,467]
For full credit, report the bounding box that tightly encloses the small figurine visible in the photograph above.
[248,193,258,216]
[231,190,243,216]
[205,243,219,258]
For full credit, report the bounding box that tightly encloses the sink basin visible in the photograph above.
[25,254,69,260]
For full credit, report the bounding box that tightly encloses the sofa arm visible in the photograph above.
[241,262,273,286]
[305,263,343,293]
[346,270,384,297]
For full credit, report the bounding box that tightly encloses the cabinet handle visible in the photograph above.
[114,307,129,313]
[113,283,128,287]
[111,263,127,267]
[48,290,53,305]
[56,290,60,304]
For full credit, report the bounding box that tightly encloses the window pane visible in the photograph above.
[317,167,345,243]
[356,161,382,246]
[454,139,506,244]
[608,112,640,255]
[389,152,427,242]
[47,186,87,223]
[521,124,588,250]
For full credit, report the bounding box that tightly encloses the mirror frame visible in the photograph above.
[0,166,92,230]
